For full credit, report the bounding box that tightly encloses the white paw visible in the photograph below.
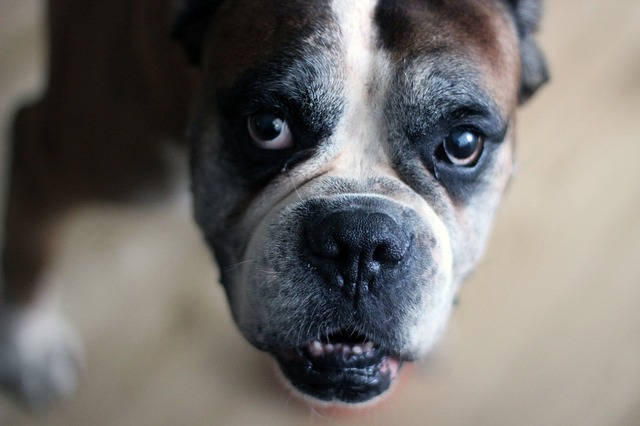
[0,305,84,409]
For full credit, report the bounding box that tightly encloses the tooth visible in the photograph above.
[325,343,334,354]
[309,341,323,357]
[352,345,363,355]
[364,341,374,352]
[334,343,343,351]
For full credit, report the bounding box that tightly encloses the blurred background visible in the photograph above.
[1,0,639,424]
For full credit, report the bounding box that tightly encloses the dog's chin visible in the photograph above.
[273,331,403,405]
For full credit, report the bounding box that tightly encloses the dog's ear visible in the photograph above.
[172,0,224,66]
[506,0,549,103]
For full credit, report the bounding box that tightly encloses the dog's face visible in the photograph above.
[174,0,547,405]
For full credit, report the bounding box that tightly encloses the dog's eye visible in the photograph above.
[443,129,484,166]
[247,112,293,150]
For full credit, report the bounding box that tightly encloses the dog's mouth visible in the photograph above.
[275,330,403,405]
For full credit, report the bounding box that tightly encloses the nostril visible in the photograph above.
[371,241,407,265]
[313,238,340,259]
[306,226,340,260]
[372,245,387,263]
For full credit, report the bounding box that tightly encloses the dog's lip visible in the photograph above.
[274,333,403,404]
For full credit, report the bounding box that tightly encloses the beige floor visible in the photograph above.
[1,1,639,425]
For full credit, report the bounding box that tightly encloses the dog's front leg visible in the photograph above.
[1,0,196,408]
[0,102,84,409]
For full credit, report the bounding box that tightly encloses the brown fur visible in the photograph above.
[2,0,196,305]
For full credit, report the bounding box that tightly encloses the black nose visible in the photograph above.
[306,210,411,297]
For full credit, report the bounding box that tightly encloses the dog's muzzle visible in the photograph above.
[276,209,410,403]
[225,192,448,405]
[248,205,414,403]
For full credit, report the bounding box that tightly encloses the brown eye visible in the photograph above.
[247,112,293,150]
[443,129,484,166]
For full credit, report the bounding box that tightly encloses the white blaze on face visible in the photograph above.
[330,0,456,355]
[330,0,394,179]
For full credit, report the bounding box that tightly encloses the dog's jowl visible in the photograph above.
[1,0,547,408]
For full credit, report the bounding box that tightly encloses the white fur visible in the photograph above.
[0,292,84,409]
[330,0,395,178]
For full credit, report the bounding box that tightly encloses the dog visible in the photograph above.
[0,0,547,409]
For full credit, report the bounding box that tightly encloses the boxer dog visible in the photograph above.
[0,0,547,408]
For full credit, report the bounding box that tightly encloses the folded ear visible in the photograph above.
[172,0,224,66]
[507,0,550,103]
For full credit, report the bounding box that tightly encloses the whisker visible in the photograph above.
[288,173,304,202]
[224,259,258,272]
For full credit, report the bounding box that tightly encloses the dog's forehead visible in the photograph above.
[204,0,519,112]
[375,0,509,55]
[374,0,519,108]
[205,0,336,88]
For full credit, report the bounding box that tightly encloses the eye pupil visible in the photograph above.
[251,113,284,141]
[443,130,483,166]
[247,111,293,150]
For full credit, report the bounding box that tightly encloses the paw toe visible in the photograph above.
[0,307,84,409]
